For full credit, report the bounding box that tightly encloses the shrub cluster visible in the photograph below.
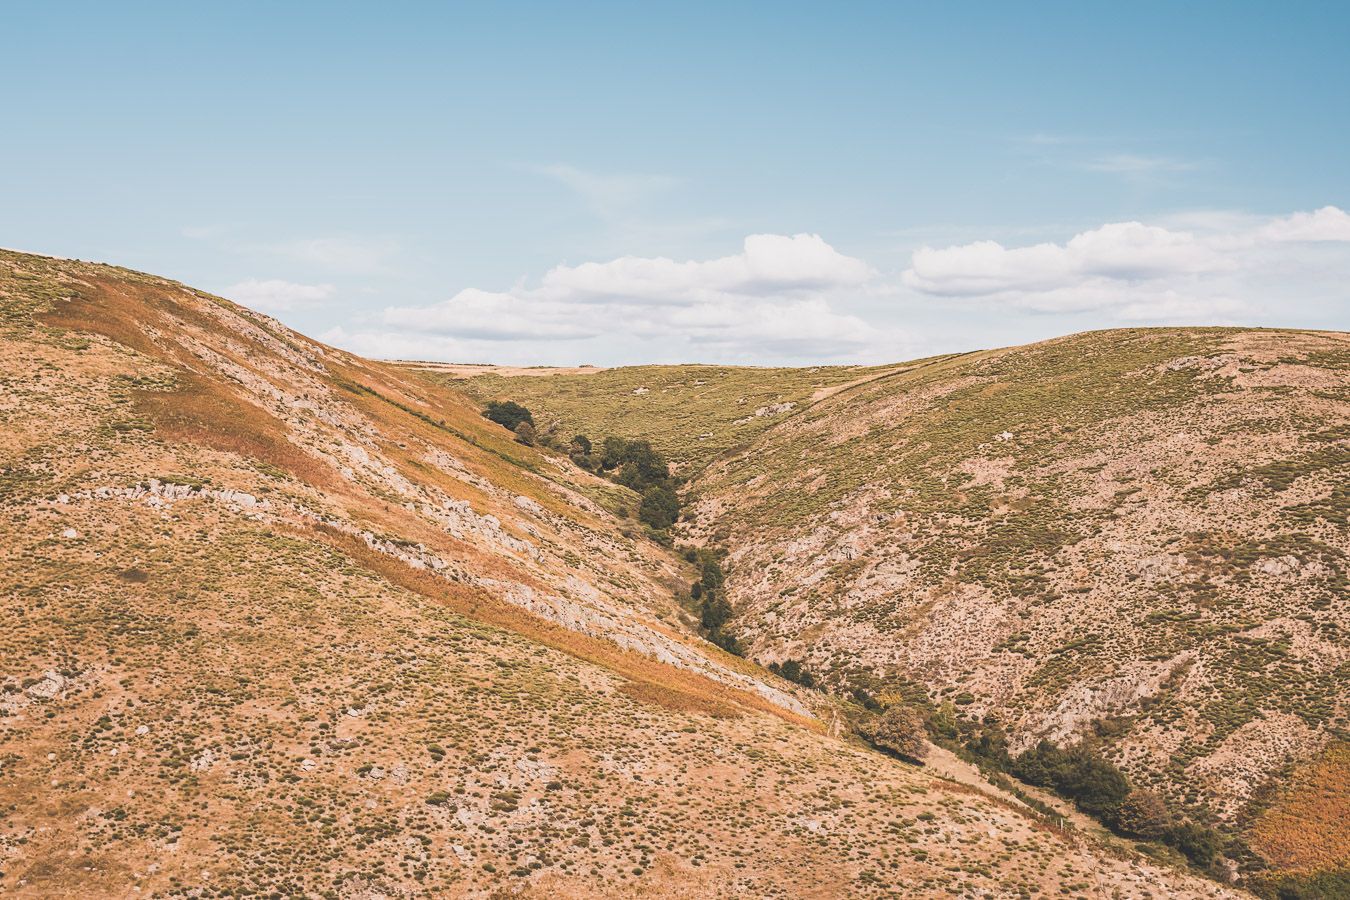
[1011,740,1131,822]
[858,705,929,764]
[684,547,743,655]
[767,658,816,688]
[480,402,681,534]
[946,719,1226,869]
[482,402,752,657]
[482,400,533,432]
[573,435,681,531]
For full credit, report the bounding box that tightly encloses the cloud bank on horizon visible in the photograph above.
[307,207,1350,367]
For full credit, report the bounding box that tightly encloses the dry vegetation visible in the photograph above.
[0,249,1240,897]
[449,325,1349,894]
[1248,743,1350,891]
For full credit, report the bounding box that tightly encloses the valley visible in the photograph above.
[0,248,1343,897]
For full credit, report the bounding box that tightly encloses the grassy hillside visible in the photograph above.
[438,325,1350,892]
[0,249,1234,897]
[425,361,922,472]
[683,327,1350,891]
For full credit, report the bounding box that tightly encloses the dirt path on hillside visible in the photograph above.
[807,351,982,403]
[809,365,911,401]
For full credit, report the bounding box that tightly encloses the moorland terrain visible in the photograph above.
[0,247,1344,897]
[441,325,1350,898]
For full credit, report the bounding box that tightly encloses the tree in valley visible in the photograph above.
[859,705,929,764]
[482,400,533,431]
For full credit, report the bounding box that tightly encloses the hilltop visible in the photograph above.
[0,249,1241,897]
[428,361,913,474]
[443,327,1350,896]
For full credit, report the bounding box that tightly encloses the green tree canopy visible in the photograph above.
[483,400,533,431]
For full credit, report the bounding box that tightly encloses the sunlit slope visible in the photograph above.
[0,250,1233,897]
[687,326,1349,882]
[429,360,932,472]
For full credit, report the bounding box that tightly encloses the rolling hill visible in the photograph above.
[0,248,1246,897]
[438,326,1350,896]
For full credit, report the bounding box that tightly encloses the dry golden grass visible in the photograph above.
[1250,742,1350,875]
[315,525,806,727]
[135,370,342,489]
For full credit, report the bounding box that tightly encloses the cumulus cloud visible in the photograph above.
[223,278,334,312]
[1257,205,1350,243]
[328,234,894,365]
[319,207,1348,366]
[902,206,1350,321]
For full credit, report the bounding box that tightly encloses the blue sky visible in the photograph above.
[3,1,1348,364]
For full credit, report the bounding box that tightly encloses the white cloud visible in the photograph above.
[382,288,599,341]
[1257,206,1350,243]
[538,233,874,303]
[328,234,894,365]
[902,206,1350,320]
[222,278,334,312]
[317,207,1349,366]
[905,222,1229,299]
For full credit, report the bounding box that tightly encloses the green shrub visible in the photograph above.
[483,400,533,430]
[1011,741,1130,825]
[768,658,816,688]
[1165,820,1223,868]
[1115,789,1172,840]
[638,483,679,530]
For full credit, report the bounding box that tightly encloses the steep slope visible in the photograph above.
[681,328,1349,888]
[0,249,1233,897]
[441,327,1350,891]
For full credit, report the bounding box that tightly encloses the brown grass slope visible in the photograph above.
[0,250,1235,897]
[684,326,1349,886]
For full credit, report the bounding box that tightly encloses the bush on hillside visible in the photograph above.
[852,687,883,711]
[1011,740,1130,824]
[483,400,533,431]
[700,592,733,632]
[768,658,816,688]
[707,628,744,655]
[612,441,669,491]
[1115,789,1173,840]
[947,718,1218,865]
[927,700,958,740]
[1165,820,1224,868]
[678,547,744,657]
[638,482,679,530]
[513,420,537,446]
[859,706,929,764]
[568,434,594,468]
